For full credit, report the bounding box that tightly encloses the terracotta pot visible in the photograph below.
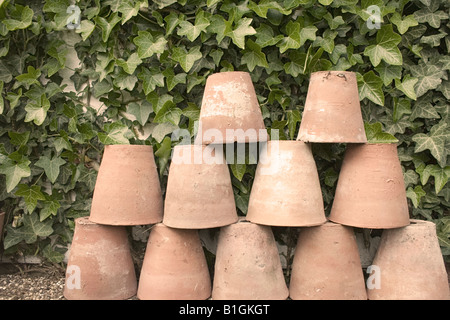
[195,71,268,145]
[163,144,238,229]
[329,143,410,229]
[367,219,450,300]
[137,223,211,300]
[212,219,289,300]
[63,217,137,300]
[289,221,367,300]
[246,140,326,226]
[297,71,367,143]
[89,144,163,226]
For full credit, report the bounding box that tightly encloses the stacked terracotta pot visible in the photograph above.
[161,71,290,300]
[63,70,449,300]
[288,71,449,300]
[63,145,164,300]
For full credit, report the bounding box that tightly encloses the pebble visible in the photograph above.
[0,273,65,300]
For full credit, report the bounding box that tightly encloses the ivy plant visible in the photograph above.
[0,0,449,263]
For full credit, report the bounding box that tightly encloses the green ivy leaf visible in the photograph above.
[395,75,418,100]
[3,5,33,31]
[438,80,450,100]
[406,185,426,208]
[177,10,210,42]
[78,166,98,192]
[126,101,152,126]
[363,24,402,67]
[3,212,54,249]
[409,99,440,121]
[278,21,317,53]
[227,18,256,49]
[313,29,337,53]
[254,23,284,48]
[16,66,41,86]
[374,62,402,86]
[248,0,292,18]
[410,63,446,98]
[95,13,121,42]
[286,109,301,140]
[404,169,419,188]
[98,122,132,145]
[154,100,182,126]
[40,199,61,222]
[24,94,50,126]
[133,31,168,59]
[118,0,141,24]
[390,13,418,34]
[357,71,385,106]
[393,98,412,122]
[241,39,269,71]
[8,131,30,147]
[364,122,399,143]
[0,158,31,193]
[414,6,448,29]
[171,46,202,73]
[116,52,142,75]
[417,164,449,194]
[35,155,67,184]
[207,14,232,44]
[230,163,246,181]
[138,68,165,95]
[412,121,449,168]
[162,68,187,91]
[154,136,172,175]
[75,20,96,41]
[15,184,46,214]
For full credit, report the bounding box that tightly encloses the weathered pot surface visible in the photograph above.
[329,143,410,229]
[289,221,367,300]
[367,219,450,300]
[63,217,137,300]
[212,219,289,300]
[196,71,268,145]
[163,144,238,229]
[247,140,326,227]
[297,71,367,143]
[89,144,163,226]
[137,223,212,300]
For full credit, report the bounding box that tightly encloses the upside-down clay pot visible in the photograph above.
[195,71,268,145]
[329,143,410,229]
[297,71,367,143]
[137,223,212,300]
[63,217,137,300]
[163,144,238,229]
[289,221,367,300]
[89,145,163,226]
[367,219,450,300]
[246,140,326,226]
[212,219,289,300]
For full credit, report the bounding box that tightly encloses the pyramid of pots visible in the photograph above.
[63,71,449,300]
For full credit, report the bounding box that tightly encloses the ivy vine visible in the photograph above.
[0,0,449,263]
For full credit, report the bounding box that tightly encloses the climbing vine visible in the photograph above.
[0,0,449,262]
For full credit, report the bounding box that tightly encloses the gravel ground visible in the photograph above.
[0,264,66,300]
[1,261,449,300]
